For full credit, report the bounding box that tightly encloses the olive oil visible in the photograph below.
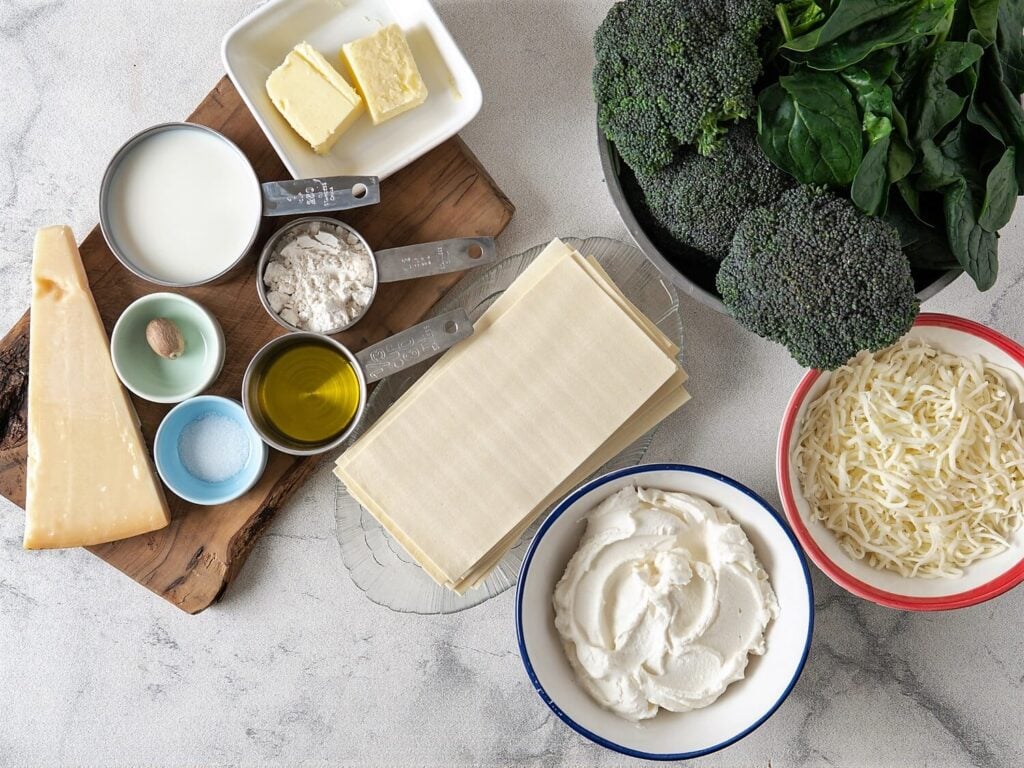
[256,342,361,444]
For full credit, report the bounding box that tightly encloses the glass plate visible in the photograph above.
[334,237,684,613]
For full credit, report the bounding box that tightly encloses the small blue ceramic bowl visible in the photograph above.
[154,395,268,506]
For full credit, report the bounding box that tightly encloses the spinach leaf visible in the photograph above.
[761,0,1021,293]
[906,41,984,143]
[889,106,917,183]
[944,178,998,289]
[986,57,1024,146]
[997,1,1024,95]
[790,0,956,71]
[775,1,828,42]
[918,140,959,190]
[970,41,1024,185]
[782,0,914,53]
[979,146,1018,230]
[886,197,960,269]
[843,57,897,214]
[841,53,897,136]
[969,0,1000,44]
[757,71,863,185]
[898,177,924,219]
[918,126,974,190]
[852,137,891,213]
[963,32,1008,143]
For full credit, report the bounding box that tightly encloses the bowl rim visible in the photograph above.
[515,462,814,761]
[154,395,269,506]
[110,292,226,404]
[777,312,1024,611]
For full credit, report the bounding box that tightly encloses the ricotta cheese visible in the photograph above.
[553,486,777,721]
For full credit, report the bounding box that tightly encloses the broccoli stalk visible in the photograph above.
[636,122,795,263]
[593,0,775,175]
[717,186,919,370]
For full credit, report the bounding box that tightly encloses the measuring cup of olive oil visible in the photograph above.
[242,309,472,455]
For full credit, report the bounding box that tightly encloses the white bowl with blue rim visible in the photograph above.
[154,396,269,506]
[516,464,814,760]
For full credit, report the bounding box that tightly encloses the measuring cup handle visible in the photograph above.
[261,176,380,216]
[374,237,497,283]
[356,309,473,384]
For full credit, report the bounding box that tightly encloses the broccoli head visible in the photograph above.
[637,122,794,263]
[594,0,774,174]
[717,186,919,370]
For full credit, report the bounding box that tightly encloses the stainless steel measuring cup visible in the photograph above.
[242,309,473,455]
[99,122,381,288]
[256,216,497,334]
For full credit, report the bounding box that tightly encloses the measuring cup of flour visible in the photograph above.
[255,216,497,335]
[242,308,473,455]
[99,122,381,287]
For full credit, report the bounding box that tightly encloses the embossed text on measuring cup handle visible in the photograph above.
[375,237,497,283]
[261,176,381,216]
[356,309,474,384]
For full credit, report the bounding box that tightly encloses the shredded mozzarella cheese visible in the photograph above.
[795,339,1024,578]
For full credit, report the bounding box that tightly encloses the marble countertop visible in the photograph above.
[2,1,1023,765]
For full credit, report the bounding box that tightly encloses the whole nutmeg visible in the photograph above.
[146,317,186,359]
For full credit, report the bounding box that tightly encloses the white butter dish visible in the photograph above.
[222,0,482,180]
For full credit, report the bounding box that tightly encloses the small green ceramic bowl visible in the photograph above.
[111,293,225,403]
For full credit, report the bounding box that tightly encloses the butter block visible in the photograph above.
[266,42,364,154]
[25,226,171,549]
[341,24,428,125]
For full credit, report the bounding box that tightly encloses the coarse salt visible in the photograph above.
[178,413,251,483]
[264,223,374,332]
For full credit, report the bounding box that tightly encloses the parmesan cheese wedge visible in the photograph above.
[24,226,170,549]
[335,238,689,590]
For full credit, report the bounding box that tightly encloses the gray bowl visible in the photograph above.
[596,121,962,315]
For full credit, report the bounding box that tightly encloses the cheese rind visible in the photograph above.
[25,226,170,549]
[341,24,428,125]
[266,42,364,154]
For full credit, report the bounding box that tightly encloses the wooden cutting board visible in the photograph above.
[0,76,514,614]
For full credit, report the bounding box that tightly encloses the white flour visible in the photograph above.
[263,222,375,332]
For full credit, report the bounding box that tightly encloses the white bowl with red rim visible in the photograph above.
[777,313,1024,611]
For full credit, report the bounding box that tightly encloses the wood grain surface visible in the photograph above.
[0,76,514,614]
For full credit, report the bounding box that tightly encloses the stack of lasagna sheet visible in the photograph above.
[335,238,690,592]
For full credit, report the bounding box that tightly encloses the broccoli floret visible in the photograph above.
[717,186,919,370]
[636,122,794,263]
[594,0,774,174]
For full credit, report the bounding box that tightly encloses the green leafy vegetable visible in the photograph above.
[852,140,891,213]
[757,70,864,185]
[784,0,956,71]
[979,146,1018,230]
[997,2,1024,94]
[761,0,1024,291]
[969,0,1001,43]
[888,106,917,183]
[905,42,984,143]
[885,196,960,269]
[774,1,827,41]
[918,127,972,190]
[843,56,898,213]
[945,179,999,288]
[782,1,917,53]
